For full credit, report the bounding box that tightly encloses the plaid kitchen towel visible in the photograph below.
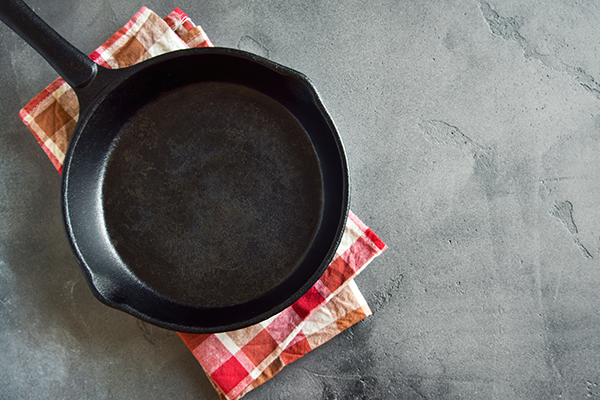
[19,8,387,400]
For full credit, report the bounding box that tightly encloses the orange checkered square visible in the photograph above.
[241,330,279,366]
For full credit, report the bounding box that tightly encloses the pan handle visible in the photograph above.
[0,0,98,90]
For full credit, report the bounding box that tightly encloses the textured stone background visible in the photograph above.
[2,1,600,399]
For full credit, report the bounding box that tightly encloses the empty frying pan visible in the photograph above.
[0,0,348,333]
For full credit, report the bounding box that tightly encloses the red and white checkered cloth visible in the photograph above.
[19,8,386,400]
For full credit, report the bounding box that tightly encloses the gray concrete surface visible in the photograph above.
[2,0,600,399]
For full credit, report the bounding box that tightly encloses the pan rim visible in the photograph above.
[61,47,350,333]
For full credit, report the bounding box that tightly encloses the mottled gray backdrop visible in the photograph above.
[2,1,600,399]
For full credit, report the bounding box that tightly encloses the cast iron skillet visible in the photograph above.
[0,0,348,332]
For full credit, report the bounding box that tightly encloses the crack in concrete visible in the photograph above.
[549,200,594,259]
[477,1,600,99]
[549,200,578,235]
[238,35,270,58]
[574,238,594,259]
[418,120,486,152]
[477,1,527,45]
[406,383,429,400]
[102,0,121,32]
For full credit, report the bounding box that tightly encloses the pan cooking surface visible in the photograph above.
[60,49,348,331]
[102,82,324,307]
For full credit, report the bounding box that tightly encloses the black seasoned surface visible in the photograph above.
[103,82,323,307]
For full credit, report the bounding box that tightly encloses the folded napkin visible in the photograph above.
[19,8,386,400]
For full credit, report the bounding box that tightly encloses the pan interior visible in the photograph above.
[101,82,324,308]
